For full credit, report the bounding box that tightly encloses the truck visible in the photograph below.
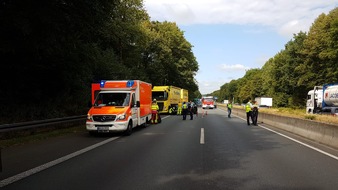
[86,80,152,135]
[254,97,272,107]
[152,86,181,114]
[306,83,338,115]
[193,98,202,107]
[201,96,216,109]
[181,88,189,103]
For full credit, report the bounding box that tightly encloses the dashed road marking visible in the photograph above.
[200,128,205,144]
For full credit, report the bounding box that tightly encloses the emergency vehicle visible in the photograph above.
[202,96,216,109]
[86,80,152,135]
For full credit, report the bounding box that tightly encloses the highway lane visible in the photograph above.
[2,108,338,189]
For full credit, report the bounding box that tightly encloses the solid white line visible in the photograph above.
[259,125,338,161]
[0,136,120,188]
[217,107,338,161]
[200,128,205,144]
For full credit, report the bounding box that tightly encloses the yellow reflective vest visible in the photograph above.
[151,104,159,111]
[245,103,252,112]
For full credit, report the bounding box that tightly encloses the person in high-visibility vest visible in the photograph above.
[245,100,253,125]
[151,99,159,124]
[169,106,176,115]
[169,106,173,114]
[227,101,233,118]
[177,101,182,115]
[182,102,188,120]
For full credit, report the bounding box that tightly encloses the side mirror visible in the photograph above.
[136,101,140,107]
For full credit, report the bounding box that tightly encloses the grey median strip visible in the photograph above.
[0,137,120,188]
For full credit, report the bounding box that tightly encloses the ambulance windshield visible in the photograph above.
[94,92,130,107]
[203,98,214,103]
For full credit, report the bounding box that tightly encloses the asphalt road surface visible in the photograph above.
[1,108,338,190]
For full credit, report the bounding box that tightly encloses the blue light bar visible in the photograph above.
[100,80,106,88]
[126,80,134,87]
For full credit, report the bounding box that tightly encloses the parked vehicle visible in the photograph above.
[152,86,181,114]
[86,80,152,135]
[306,83,338,115]
[181,89,189,103]
[194,98,202,107]
[254,97,272,107]
[201,96,216,109]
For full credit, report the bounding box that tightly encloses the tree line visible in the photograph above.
[0,0,200,123]
[212,7,338,108]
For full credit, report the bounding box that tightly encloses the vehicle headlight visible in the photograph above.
[116,114,126,120]
[87,114,93,121]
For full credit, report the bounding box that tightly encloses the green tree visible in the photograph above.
[213,7,338,109]
[141,21,199,98]
[299,7,338,87]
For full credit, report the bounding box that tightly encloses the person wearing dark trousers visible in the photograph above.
[252,101,259,125]
[188,101,193,120]
[182,102,188,120]
[245,100,253,125]
[227,101,233,118]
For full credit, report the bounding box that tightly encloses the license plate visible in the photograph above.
[97,126,110,132]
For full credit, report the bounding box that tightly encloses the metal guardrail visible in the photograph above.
[0,115,87,133]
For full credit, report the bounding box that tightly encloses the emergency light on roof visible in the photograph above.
[126,80,134,87]
[100,80,106,88]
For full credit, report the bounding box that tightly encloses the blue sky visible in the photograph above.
[143,0,338,95]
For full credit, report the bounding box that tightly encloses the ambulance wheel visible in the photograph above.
[125,121,132,136]
[142,118,149,128]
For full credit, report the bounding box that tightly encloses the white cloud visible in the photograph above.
[144,0,337,38]
[143,0,337,95]
[219,64,250,72]
[198,79,225,95]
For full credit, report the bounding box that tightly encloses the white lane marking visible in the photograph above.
[227,110,338,161]
[259,125,338,161]
[200,128,205,144]
[0,137,120,188]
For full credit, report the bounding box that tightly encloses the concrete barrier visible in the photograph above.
[231,107,338,150]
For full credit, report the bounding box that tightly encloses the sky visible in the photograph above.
[143,0,338,95]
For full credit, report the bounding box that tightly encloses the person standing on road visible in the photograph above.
[151,99,159,124]
[182,102,188,120]
[177,101,182,115]
[227,101,233,118]
[188,101,193,120]
[194,102,198,117]
[245,99,253,125]
[252,101,259,125]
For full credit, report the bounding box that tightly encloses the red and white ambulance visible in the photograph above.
[201,96,216,109]
[86,80,152,135]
